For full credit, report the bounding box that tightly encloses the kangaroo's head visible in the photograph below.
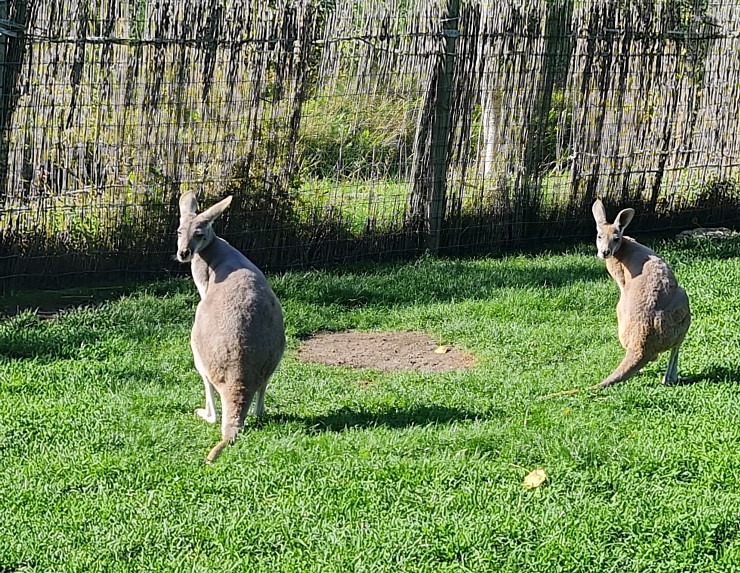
[176,192,233,263]
[591,199,635,259]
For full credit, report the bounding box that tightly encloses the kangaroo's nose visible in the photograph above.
[601,248,611,258]
[178,248,191,260]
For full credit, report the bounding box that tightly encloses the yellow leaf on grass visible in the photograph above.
[434,345,449,354]
[523,468,547,489]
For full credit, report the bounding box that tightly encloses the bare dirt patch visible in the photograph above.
[297,331,476,373]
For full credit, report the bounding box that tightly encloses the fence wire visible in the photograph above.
[0,0,739,292]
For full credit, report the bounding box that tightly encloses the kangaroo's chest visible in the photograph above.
[191,258,210,299]
[605,259,629,294]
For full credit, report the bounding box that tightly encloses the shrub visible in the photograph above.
[298,91,418,180]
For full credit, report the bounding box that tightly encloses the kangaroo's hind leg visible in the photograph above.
[251,383,267,416]
[192,344,217,424]
[661,346,681,386]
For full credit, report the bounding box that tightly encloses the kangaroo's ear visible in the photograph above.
[199,195,233,223]
[614,208,635,231]
[179,192,198,216]
[591,199,607,225]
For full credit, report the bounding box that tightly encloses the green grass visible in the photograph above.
[2,237,740,572]
[299,178,410,234]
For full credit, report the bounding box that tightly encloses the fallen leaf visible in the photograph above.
[434,345,449,354]
[523,468,547,489]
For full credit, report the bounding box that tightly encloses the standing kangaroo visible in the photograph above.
[590,199,691,389]
[176,192,285,462]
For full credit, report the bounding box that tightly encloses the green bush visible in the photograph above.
[298,91,418,180]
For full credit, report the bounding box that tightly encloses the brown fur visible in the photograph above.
[591,199,691,389]
[177,192,285,462]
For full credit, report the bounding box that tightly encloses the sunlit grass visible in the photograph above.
[1,236,740,571]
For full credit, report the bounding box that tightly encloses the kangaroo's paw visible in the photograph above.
[195,408,217,424]
[661,375,688,386]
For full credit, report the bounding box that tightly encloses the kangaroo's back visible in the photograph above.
[609,237,683,311]
[192,238,285,379]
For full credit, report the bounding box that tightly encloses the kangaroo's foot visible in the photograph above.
[195,408,217,424]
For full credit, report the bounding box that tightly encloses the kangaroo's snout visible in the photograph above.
[177,248,192,262]
[599,248,612,259]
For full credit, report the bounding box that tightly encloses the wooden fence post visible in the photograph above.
[427,0,460,253]
[0,0,9,202]
[408,0,460,253]
[0,0,26,201]
[0,1,6,76]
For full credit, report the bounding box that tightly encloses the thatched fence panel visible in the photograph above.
[0,0,739,292]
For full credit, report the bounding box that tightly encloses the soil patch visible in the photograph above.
[677,227,737,240]
[297,331,476,373]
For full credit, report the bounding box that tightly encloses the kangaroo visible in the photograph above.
[590,199,691,389]
[542,200,691,399]
[176,192,285,462]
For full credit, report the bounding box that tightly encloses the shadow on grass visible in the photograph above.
[278,256,606,309]
[676,365,740,386]
[0,313,103,360]
[0,278,196,360]
[274,237,740,313]
[269,404,493,433]
[0,279,192,319]
[666,235,740,262]
[0,562,35,573]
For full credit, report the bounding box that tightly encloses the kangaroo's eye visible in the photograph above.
[597,234,603,240]
[194,230,205,239]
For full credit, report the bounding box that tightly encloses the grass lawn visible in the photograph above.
[1,236,740,572]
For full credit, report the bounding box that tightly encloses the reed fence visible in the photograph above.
[0,0,739,292]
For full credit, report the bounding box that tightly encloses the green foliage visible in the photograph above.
[298,91,418,180]
[298,178,409,234]
[222,155,302,236]
[695,178,740,211]
[2,238,740,570]
[665,0,710,31]
[129,0,146,39]
[539,89,572,173]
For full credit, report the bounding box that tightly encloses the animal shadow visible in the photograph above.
[673,365,740,386]
[270,404,489,434]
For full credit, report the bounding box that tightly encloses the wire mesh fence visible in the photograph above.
[0,0,739,292]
